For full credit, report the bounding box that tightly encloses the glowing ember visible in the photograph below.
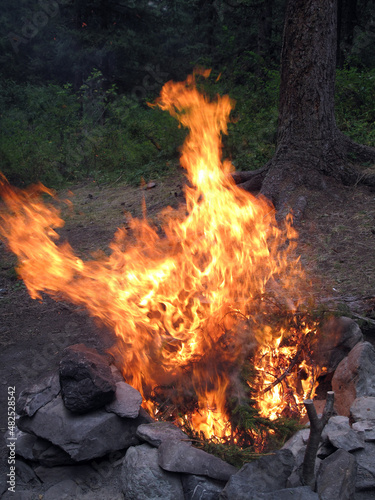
[0,70,319,442]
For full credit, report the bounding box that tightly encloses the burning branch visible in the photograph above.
[302,391,335,488]
[262,347,303,394]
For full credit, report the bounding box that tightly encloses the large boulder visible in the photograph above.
[220,449,294,500]
[121,443,184,500]
[352,442,375,491]
[316,449,356,500]
[332,342,375,416]
[350,396,375,424]
[18,394,144,461]
[59,344,116,414]
[312,316,363,373]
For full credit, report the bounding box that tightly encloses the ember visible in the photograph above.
[0,70,319,445]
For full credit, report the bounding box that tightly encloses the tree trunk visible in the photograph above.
[337,0,358,67]
[237,0,375,211]
[257,0,273,59]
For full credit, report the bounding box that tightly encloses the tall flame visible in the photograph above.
[0,71,317,439]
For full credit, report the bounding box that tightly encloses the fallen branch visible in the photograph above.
[302,391,335,489]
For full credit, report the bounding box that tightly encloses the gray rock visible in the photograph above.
[181,474,225,500]
[136,421,190,447]
[354,492,375,500]
[322,415,364,452]
[13,429,37,461]
[59,344,116,413]
[16,371,60,416]
[43,479,83,500]
[158,440,237,481]
[32,436,76,466]
[220,449,294,500]
[282,428,310,457]
[105,380,142,418]
[1,491,34,500]
[332,342,375,416]
[15,459,40,485]
[316,449,356,500]
[352,442,375,490]
[251,486,319,499]
[351,397,375,423]
[352,421,375,442]
[18,394,142,461]
[34,463,98,486]
[14,427,75,465]
[0,476,7,497]
[121,443,184,500]
[312,316,363,373]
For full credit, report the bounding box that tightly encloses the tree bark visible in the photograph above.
[236,0,375,212]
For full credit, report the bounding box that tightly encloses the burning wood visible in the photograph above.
[0,70,321,445]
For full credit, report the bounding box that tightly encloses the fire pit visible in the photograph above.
[0,71,322,444]
[2,71,375,499]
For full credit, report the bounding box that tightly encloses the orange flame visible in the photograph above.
[0,71,318,439]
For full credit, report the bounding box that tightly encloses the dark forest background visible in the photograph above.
[1,0,374,187]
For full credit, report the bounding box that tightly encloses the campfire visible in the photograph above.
[0,70,320,447]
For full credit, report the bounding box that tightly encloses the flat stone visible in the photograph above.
[322,415,364,452]
[121,443,184,500]
[158,440,237,481]
[181,474,225,500]
[251,486,319,499]
[136,421,190,447]
[18,394,142,461]
[351,396,375,423]
[352,442,375,490]
[220,449,295,500]
[59,344,116,414]
[16,371,60,417]
[317,449,356,500]
[332,342,375,416]
[105,380,142,418]
[312,316,363,373]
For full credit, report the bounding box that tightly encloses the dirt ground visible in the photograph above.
[0,167,374,497]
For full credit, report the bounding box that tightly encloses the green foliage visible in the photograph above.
[0,72,185,187]
[335,67,375,149]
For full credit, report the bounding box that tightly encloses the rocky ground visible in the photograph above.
[0,168,374,498]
